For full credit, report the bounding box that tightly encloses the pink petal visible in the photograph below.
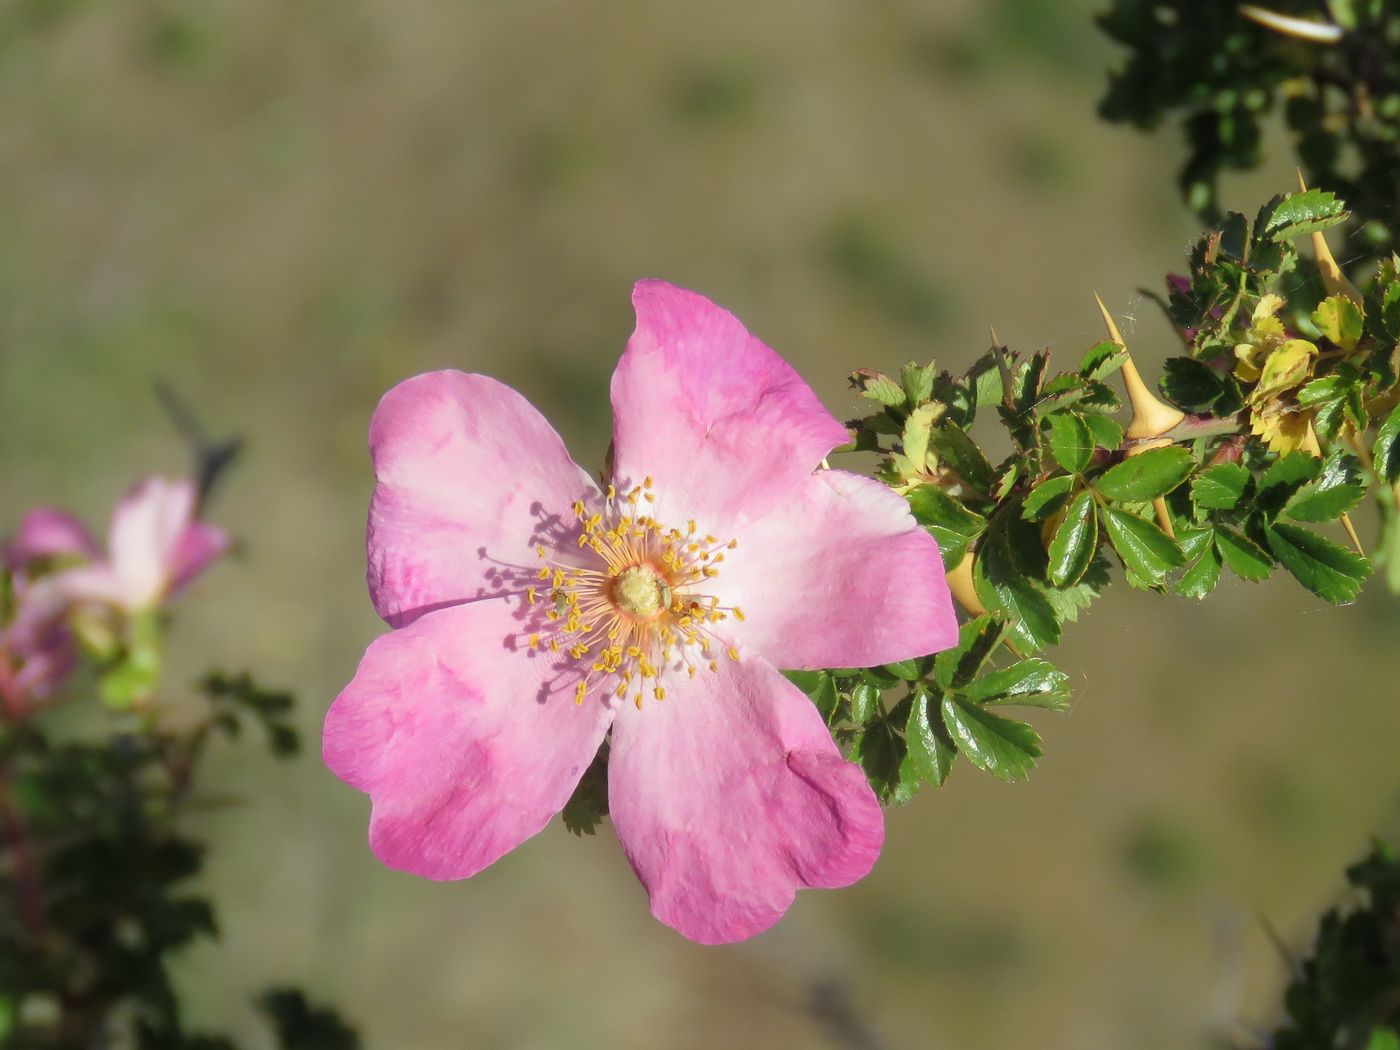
[167,522,230,599]
[4,578,77,698]
[108,477,199,608]
[608,653,883,944]
[716,469,958,669]
[4,508,99,571]
[367,371,599,628]
[609,281,851,531]
[323,598,615,881]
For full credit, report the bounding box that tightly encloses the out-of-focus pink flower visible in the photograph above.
[0,579,77,710]
[3,508,100,574]
[0,509,97,714]
[56,478,229,612]
[325,280,959,943]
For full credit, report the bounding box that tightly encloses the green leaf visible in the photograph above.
[1311,294,1364,351]
[1082,413,1125,452]
[849,682,881,724]
[1101,506,1185,585]
[1022,474,1075,521]
[929,420,995,493]
[851,721,906,802]
[1042,551,1110,625]
[1282,452,1367,522]
[850,369,905,407]
[907,485,987,569]
[1215,527,1273,581]
[1047,490,1098,587]
[1266,522,1371,604]
[1095,446,1195,502]
[941,696,1042,783]
[1375,404,1400,486]
[901,361,935,405]
[1159,356,1225,411]
[1191,462,1252,511]
[962,658,1070,710]
[1256,188,1348,242]
[973,533,1062,651]
[905,688,956,787]
[902,403,941,473]
[882,658,923,681]
[1046,412,1093,473]
[1080,340,1128,380]
[1176,526,1215,562]
[561,745,610,835]
[1259,451,1321,495]
[787,670,839,723]
[1174,544,1223,599]
[1365,1029,1400,1050]
[932,615,1006,690]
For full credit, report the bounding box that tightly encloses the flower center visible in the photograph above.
[611,564,667,620]
[527,477,746,710]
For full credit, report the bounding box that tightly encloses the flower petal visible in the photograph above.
[108,477,199,608]
[717,469,957,669]
[4,508,100,571]
[608,654,883,943]
[323,598,614,881]
[610,281,850,531]
[367,371,599,628]
[167,522,230,599]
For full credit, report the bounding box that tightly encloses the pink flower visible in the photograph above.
[1,508,97,712]
[55,478,229,612]
[324,280,958,943]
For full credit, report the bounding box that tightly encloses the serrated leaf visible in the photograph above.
[1174,544,1223,599]
[1042,551,1110,625]
[1102,506,1185,584]
[1047,490,1098,587]
[929,420,995,493]
[1046,412,1093,473]
[883,658,923,681]
[849,682,881,724]
[907,485,987,568]
[941,696,1041,782]
[1215,527,1273,581]
[901,361,935,405]
[1283,452,1367,522]
[1267,523,1370,603]
[561,745,610,835]
[1095,446,1196,502]
[962,658,1070,709]
[905,688,956,787]
[852,721,906,802]
[1192,462,1252,510]
[932,615,1006,690]
[1256,188,1348,242]
[1022,475,1075,521]
[1176,526,1215,561]
[902,403,941,473]
[1080,340,1128,380]
[973,532,1062,651]
[1083,413,1125,452]
[851,369,905,407]
[787,670,840,723]
[1259,451,1322,495]
[1160,357,1225,411]
[1376,404,1400,485]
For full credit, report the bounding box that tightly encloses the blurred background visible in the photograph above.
[3,0,1399,1047]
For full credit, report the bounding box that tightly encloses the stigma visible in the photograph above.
[531,478,745,710]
